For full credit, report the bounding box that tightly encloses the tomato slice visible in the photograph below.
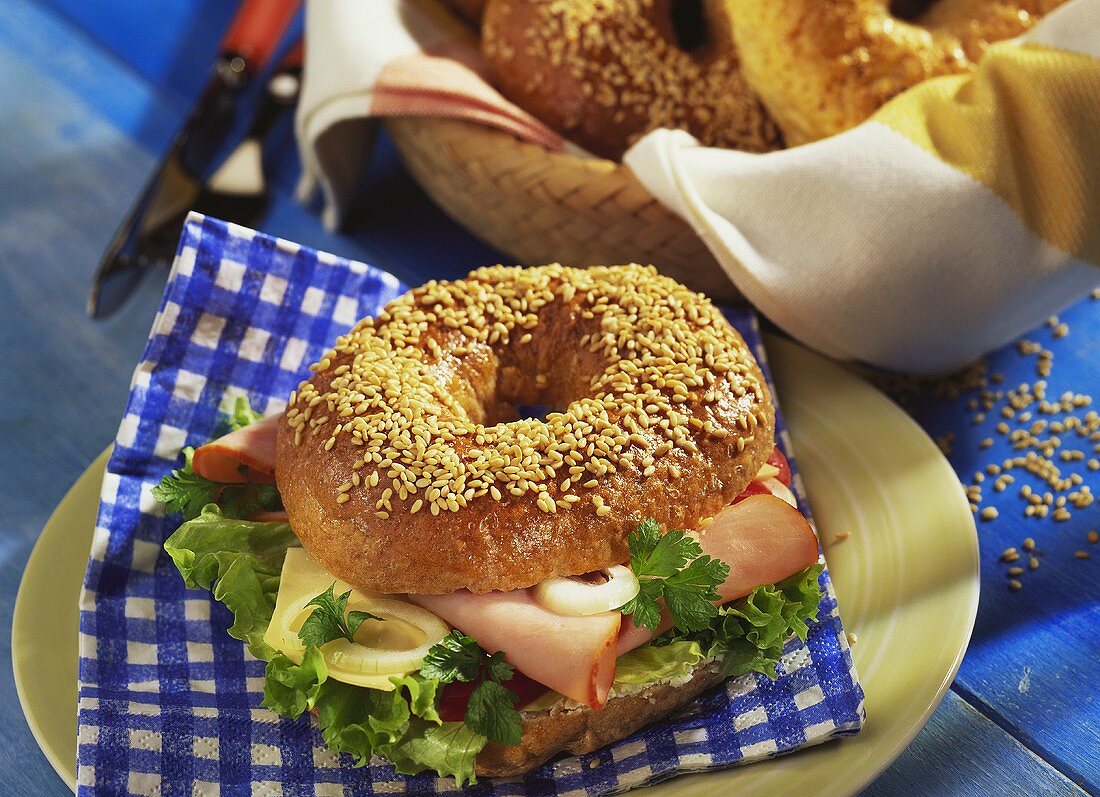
[767,447,792,487]
[438,670,548,721]
[732,480,771,504]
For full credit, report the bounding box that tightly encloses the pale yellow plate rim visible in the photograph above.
[12,339,978,795]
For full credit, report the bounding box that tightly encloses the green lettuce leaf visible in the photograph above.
[613,640,706,686]
[385,721,486,785]
[390,674,443,724]
[262,649,328,717]
[316,680,413,759]
[227,396,264,431]
[163,504,298,659]
[667,564,824,679]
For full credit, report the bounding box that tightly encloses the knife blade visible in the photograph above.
[155,41,304,247]
[88,0,301,318]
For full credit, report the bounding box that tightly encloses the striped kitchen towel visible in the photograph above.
[76,214,864,795]
[297,0,1100,374]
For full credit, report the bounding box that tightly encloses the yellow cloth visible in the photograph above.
[876,42,1100,262]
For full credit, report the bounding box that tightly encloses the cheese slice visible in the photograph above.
[265,549,448,690]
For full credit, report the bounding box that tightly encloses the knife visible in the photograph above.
[133,41,304,267]
[88,0,301,318]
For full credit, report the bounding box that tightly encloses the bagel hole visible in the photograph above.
[478,364,587,425]
[669,0,709,52]
[889,0,939,21]
[514,403,558,422]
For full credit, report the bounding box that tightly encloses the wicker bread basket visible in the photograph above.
[384,116,740,302]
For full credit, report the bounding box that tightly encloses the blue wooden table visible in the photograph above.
[2,1,1096,794]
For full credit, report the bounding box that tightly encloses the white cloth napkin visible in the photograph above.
[295,0,560,229]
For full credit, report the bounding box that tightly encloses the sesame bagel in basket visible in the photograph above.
[277,263,775,596]
[163,264,827,782]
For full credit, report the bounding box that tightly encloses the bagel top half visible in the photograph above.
[276,264,774,595]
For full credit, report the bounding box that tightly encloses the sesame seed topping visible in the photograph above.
[481,0,781,157]
[288,264,767,515]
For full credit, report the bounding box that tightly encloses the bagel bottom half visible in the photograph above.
[477,662,726,777]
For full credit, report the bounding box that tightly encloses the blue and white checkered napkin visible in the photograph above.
[77,214,864,796]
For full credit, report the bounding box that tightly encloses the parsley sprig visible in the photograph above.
[419,631,522,745]
[620,519,730,633]
[152,447,282,521]
[298,583,382,648]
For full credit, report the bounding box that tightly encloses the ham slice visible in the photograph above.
[701,495,820,603]
[416,492,820,693]
[617,493,820,654]
[191,413,280,483]
[409,589,621,708]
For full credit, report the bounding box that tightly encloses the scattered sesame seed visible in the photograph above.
[980,507,999,521]
[1029,556,1040,570]
[1075,550,1090,560]
[1087,530,1099,544]
[846,632,858,645]
[1023,537,1036,551]
[1007,566,1024,576]
[1008,579,1022,592]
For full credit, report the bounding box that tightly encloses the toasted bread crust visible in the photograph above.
[477,662,726,777]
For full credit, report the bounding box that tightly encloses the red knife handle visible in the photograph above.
[279,39,305,73]
[221,0,302,72]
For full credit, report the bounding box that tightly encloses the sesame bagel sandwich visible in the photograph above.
[159,264,825,783]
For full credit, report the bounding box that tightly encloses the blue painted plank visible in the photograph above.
[862,691,1086,797]
[0,0,181,153]
[902,295,1100,793]
[39,0,236,108]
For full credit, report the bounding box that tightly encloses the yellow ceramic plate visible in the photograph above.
[13,446,109,792]
[13,339,978,795]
